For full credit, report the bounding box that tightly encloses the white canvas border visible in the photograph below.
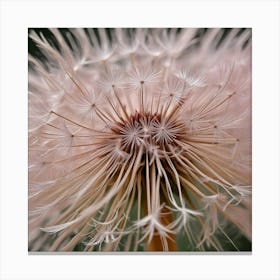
[0,0,279,280]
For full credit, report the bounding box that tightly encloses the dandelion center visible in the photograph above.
[111,112,186,154]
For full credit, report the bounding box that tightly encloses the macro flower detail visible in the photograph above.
[28,28,251,252]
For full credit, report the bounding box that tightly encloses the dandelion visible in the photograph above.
[28,28,251,252]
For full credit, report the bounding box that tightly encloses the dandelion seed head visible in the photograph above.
[29,28,252,252]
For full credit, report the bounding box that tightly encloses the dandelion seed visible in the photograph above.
[126,65,162,90]
[175,68,206,88]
